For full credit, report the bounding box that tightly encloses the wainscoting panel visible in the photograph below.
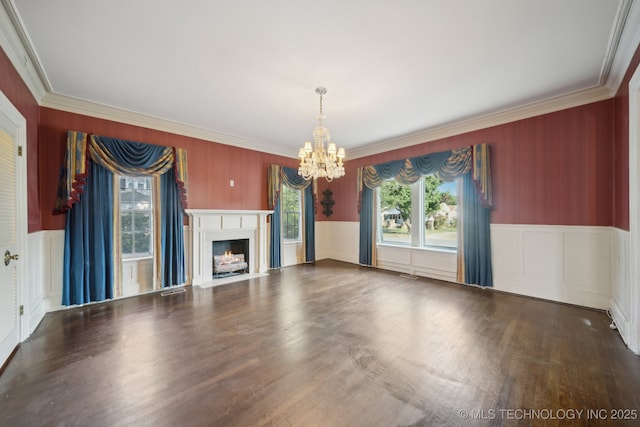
[522,230,563,282]
[377,245,412,268]
[564,231,612,292]
[315,221,359,265]
[282,241,302,267]
[39,230,65,313]
[35,223,620,317]
[314,221,333,261]
[121,258,153,297]
[23,232,47,338]
[610,228,630,346]
[37,228,188,313]
[412,249,457,281]
[318,222,615,310]
[491,225,522,280]
[377,245,457,282]
[492,224,612,309]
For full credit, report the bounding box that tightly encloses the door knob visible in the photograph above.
[4,250,19,266]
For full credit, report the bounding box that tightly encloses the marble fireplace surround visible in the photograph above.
[185,209,272,287]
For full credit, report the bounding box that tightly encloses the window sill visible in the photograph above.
[123,256,153,262]
[283,240,302,245]
[377,242,457,255]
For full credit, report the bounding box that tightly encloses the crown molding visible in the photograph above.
[606,0,640,92]
[41,84,616,162]
[599,0,633,86]
[41,92,293,158]
[348,85,614,159]
[0,0,48,102]
[3,0,637,161]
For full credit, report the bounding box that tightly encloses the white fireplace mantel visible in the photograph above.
[185,209,272,287]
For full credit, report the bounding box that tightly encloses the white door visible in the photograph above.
[0,92,23,368]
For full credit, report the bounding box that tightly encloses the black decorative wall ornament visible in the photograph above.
[321,188,335,217]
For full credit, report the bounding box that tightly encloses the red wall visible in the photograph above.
[0,46,41,232]
[3,40,637,233]
[38,108,298,230]
[326,100,615,226]
[613,43,640,231]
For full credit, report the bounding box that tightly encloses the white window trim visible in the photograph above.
[377,177,458,253]
[120,176,154,259]
[281,186,302,243]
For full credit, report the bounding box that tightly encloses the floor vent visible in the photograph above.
[161,288,186,296]
[399,274,418,280]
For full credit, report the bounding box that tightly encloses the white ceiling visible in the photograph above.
[3,0,638,158]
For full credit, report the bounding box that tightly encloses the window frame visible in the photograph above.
[377,176,458,253]
[119,176,154,260]
[281,185,302,243]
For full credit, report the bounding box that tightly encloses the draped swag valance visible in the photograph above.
[357,144,492,209]
[268,164,317,210]
[268,165,317,268]
[54,131,188,306]
[357,143,493,287]
[54,131,188,214]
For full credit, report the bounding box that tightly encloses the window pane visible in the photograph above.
[122,233,133,255]
[424,177,458,249]
[379,180,411,245]
[133,212,151,232]
[281,186,301,241]
[121,213,132,232]
[120,176,153,258]
[134,189,152,210]
[283,212,299,240]
[134,232,151,254]
[120,188,134,210]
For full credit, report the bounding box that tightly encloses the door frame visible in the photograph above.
[0,89,28,347]
[628,64,640,354]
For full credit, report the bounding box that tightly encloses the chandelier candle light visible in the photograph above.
[298,87,346,181]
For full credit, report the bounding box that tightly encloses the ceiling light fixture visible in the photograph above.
[298,87,345,181]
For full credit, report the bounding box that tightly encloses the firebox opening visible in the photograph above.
[212,239,250,279]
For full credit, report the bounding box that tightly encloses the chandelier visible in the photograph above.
[298,87,345,181]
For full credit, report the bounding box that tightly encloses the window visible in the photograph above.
[380,180,413,245]
[120,176,154,258]
[378,176,458,251]
[424,177,457,250]
[281,185,301,241]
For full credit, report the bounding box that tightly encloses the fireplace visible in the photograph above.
[212,239,249,278]
[185,209,272,287]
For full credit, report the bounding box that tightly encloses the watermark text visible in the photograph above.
[457,408,638,421]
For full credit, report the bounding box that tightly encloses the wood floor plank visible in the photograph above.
[1,260,639,426]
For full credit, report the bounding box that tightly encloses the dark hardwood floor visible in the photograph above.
[1,260,639,426]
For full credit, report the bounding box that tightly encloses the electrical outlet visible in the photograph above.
[229,180,235,187]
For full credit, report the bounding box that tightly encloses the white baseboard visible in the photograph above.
[610,297,630,345]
